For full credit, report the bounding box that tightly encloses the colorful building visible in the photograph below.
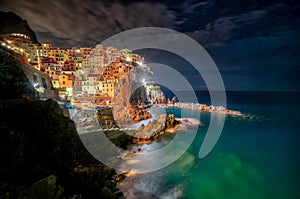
[99,79,117,98]
[58,73,74,92]
[82,73,101,94]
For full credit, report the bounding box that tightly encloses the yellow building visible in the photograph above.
[52,78,60,88]
[99,79,117,98]
[45,68,60,88]
[46,48,68,62]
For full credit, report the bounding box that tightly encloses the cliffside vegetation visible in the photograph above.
[0,52,122,198]
[0,52,35,100]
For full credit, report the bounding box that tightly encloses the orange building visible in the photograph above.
[58,74,74,91]
[103,58,133,80]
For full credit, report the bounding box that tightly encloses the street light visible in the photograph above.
[126,56,132,62]
[136,61,143,66]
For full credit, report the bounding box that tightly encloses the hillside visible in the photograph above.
[0,11,39,44]
[0,50,122,198]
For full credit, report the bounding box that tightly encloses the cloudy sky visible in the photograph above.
[1,0,299,91]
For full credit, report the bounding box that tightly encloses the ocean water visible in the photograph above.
[118,92,300,199]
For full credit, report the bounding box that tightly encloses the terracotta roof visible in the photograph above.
[87,73,101,77]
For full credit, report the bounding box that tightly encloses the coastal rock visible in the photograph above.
[129,105,151,123]
[112,67,152,124]
[97,108,117,129]
[165,114,179,129]
[135,114,166,138]
[133,114,180,143]
[113,104,151,125]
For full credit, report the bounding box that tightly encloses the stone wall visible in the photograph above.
[0,47,58,100]
[18,60,58,100]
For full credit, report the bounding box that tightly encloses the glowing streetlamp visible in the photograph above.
[136,61,143,66]
[126,56,132,62]
[142,78,147,86]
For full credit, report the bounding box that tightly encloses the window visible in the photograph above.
[33,74,38,83]
[41,77,47,89]
[63,81,65,85]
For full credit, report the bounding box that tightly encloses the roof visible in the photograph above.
[87,73,101,77]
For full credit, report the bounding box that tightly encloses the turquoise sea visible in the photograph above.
[119,91,300,199]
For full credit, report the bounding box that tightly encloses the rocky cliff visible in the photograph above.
[113,68,150,125]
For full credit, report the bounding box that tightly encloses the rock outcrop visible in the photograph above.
[97,108,118,129]
[133,114,179,144]
[113,65,152,125]
[128,104,151,123]
[165,114,179,129]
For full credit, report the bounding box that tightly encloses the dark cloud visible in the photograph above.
[1,0,175,47]
[1,0,298,48]
[0,0,299,91]
[207,29,300,91]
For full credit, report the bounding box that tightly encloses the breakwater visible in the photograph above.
[172,102,243,116]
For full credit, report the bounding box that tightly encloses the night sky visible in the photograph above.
[1,0,300,91]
